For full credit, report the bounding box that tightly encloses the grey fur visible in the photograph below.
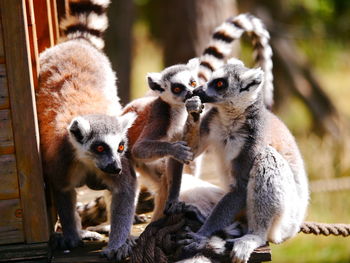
[181,60,308,263]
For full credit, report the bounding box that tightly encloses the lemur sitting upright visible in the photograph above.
[123,13,274,221]
[36,0,137,260]
[179,59,309,263]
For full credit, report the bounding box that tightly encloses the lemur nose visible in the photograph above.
[185,90,193,99]
[193,86,203,95]
[103,162,122,175]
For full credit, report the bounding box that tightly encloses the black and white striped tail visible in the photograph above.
[60,0,110,50]
[199,13,274,108]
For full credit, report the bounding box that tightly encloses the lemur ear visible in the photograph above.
[120,112,137,133]
[147,73,164,93]
[187,58,200,72]
[227,58,245,66]
[240,67,264,93]
[68,116,91,144]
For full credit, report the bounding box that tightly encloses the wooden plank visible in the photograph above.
[50,0,59,43]
[0,155,19,200]
[52,241,111,263]
[0,242,49,262]
[0,109,15,154]
[0,0,49,243]
[0,199,24,244]
[25,0,39,88]
[0,64,9,110]
[33,0,54,53]
[0,14,4,58]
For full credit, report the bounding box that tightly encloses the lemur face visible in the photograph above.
[147,58,199,106]
[68,113,136,175]
[193,59,264,109]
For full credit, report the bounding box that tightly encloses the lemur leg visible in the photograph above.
[231,146,290,263]
[152,173,169,221]
[54,188,82,249]
[101,157,137,261]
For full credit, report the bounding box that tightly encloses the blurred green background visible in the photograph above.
[105,0,350,262]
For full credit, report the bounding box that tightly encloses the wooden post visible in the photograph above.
[0,0,49,243]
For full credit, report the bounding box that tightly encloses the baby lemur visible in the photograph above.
[36,0,137,260]
[123,13,274,221]
[179,59,309,263]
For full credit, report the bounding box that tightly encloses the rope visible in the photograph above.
[309,176,350,193]
[300,221,350,237]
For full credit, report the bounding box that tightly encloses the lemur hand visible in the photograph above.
[170,141,193,164]
[186,96,204,116]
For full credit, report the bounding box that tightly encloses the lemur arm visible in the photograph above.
[132,99,193,164]
[102,157,137,260]
[165,97,209,214]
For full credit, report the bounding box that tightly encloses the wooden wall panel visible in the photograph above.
[33,0,54,53]
[0,109,14,154]
[0,199,24,244]
[0,0,49,243]
[0,64,9,110]
[0,16,4,61]
[0,155,19,200]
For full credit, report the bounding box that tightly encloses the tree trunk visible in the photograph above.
[104,0,135,105]
[146,0,237,66]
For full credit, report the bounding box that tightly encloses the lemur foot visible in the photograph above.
[51,232,83,250]
[101,236,136,261]
[178,231,207,259]
[86,224,110,235]
[133,214,148,224]
[230,234,263,263]
[170,141,193,164]
[164,200,186,215]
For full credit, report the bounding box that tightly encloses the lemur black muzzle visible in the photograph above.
[193,86,216,103]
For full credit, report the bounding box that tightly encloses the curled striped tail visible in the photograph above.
[199,13,274,108]
[60,0,110,50]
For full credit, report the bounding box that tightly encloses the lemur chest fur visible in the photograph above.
[208,110,248,186]
[167,106,187,141]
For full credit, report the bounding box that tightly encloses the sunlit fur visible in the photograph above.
[184,60,308,263]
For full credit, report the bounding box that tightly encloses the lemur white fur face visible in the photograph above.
[68,113,136,174]
[147,58,200,106]
[194,59,264,110]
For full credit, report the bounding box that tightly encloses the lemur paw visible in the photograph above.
[230,236,258,263]
[171,141,193,164]
[178,231,207,258]
[185,96,204,114]
[101,237,136,261]
[51,232,83,250]
[86,224,110,235]
[80,229,104,240]
[164,200,186,215]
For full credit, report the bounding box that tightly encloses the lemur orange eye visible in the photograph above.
[190,80,197,87]
[173,87,182,93]
[118,144,124,152]
[217,81,224,88]
[96,145,105,152]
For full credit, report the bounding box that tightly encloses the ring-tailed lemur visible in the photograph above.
[36,0,137,260]
[164,13,275,217]
[178,59,309,263]
[123,13,274,221]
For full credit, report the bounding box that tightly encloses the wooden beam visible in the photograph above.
[0,0,49,243]
[0,241,49,262]
[0,109,15,155]
[0,199,24,245]
[33,0,54,53]
[0,155,19,200]
[50,0,59,43]
[25,0,39,88]
[0,64,9,110]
